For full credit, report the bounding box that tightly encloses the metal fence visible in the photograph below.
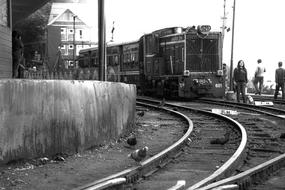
[23,68,98,80]
[22,68,121,82]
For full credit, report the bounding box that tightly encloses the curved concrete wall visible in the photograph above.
[0,79,136,163]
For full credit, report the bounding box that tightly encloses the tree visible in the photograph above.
[13,2,52,68]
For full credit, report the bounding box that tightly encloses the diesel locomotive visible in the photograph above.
[78,25,225,98]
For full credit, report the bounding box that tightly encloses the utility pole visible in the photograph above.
[229,0,236,91]
[73,15,77,68]
[98,0,106,81]
[221,0,227,46]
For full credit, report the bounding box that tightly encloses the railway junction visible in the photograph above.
[1,95,285,190]
[1,1,285,190]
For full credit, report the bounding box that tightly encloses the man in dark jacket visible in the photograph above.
[274,61,285,100]
[233,60,248,103]
[12,31,24,78]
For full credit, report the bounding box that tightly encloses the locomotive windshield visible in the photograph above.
[186,33,220,72]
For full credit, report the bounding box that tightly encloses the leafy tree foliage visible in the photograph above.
[13,2,52,67]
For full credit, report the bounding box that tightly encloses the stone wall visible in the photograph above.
[0,79,136,163]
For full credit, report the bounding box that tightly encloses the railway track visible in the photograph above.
[74,98,247,190]
[134,99,246,190]
[179,98,285,190]
[249,94,285,109]
[197,98,285,119]
[74,96,285,190]
[74,100,193,190]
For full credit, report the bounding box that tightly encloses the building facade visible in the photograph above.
[47,2,97,70]
[0,0,12,78]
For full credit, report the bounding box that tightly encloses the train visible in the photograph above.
[78,25,225,98]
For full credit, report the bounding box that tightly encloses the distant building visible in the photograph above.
[0,0,50,78]
[47,1,97,70]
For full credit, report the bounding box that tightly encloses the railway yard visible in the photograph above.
[0,95,284,190]
[2,1,285,190]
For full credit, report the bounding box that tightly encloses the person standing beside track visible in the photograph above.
[253,59,266,95]
[12,31,24,78]
[233,60,248,103]
[274,61,285,100]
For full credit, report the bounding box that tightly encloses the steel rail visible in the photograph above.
[251,96,285,105]
[197,98,285,119]
[195,153,285,190]
[137,97,248,190]
[73,101,193,190]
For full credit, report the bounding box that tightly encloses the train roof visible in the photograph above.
[160,30,222,39]
[144,25,221,39]
[79,40,139,53]
[79,26,221,54]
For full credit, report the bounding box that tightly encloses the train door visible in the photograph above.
[163,44,184,75]
[141,33,161,95]
[174,44,184,75]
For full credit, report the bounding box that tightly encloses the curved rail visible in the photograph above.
[138,97,248,189]
[165,103,248,189]
[250,95,285,105]
[195,153,285,190]
[198,98,285,119]
[74,101,193,190]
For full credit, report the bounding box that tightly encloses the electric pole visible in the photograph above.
[98,0,106,81]
[229,0,236,91]
[221,0,227,46]
[73,15,77,68]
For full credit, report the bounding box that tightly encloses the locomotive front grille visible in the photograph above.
[186,35,219,72]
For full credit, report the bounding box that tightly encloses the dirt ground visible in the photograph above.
[0,108,185,190]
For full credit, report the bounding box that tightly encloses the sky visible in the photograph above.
[84,0,285,81]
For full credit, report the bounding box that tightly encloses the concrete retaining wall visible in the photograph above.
[0,79,136,163]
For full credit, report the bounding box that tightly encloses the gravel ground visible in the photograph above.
[0,107,185,190]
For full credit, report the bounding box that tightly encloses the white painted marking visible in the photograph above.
[167,180,186,190]
[254,101,274,106]
[212,109,238,115]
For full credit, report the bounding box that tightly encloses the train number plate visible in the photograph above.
[215,83,222,88]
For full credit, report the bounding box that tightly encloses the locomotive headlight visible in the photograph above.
[217,70,223,76]
[197,25,211,35]
[183,70,190,77]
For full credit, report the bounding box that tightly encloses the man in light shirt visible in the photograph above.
[253,59,266,95]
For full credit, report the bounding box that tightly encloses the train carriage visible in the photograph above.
[120,41,140,90]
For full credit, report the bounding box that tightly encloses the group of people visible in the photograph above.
[232,58,285,103]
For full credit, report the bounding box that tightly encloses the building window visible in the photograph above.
[68,29,74,41]
[69,61,74,67]
[79,29,83,39]
[114,55,119,64]
[61,28,67,41]
[0,0,8,26]
[60,45,68,55]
